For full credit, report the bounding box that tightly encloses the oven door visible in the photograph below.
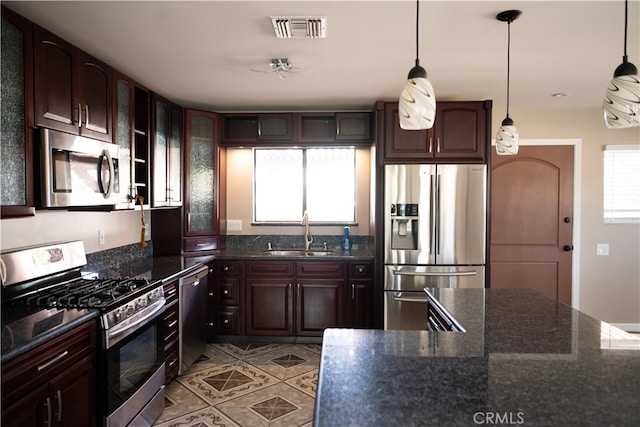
[384,291,429,330]
[102,304,165,427]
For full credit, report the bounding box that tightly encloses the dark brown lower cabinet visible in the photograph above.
[208,260,243,338]
[346,261,374,328]
[163,279,179,383]
[245,260,346,337]
[1,319,97,427]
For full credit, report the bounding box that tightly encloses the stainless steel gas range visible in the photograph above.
[1,241,166,427]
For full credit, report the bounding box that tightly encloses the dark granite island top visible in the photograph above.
[314,289,640,426]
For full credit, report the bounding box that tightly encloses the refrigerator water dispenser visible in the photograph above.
[391,203,419,250]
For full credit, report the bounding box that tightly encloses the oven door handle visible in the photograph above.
[106,299,165,343]
[393,270,477,277]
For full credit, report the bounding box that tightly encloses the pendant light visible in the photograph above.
[603,0,639,129]
[495,10,522,155]
[399,0,436,130]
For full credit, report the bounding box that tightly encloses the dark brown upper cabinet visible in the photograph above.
[220,113,293,145]
[150,93,183,207]
[34,24,112,143]
[383,101,491,163]
[298,112,372,145]
[112,71,151,209]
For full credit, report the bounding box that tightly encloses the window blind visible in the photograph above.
[603,144,640,223]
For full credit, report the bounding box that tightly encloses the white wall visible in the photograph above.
[0,209,150,254]
[495,107,640,328]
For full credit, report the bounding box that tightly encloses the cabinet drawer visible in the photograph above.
[163,280,179,306]
[246,260,294,276]
[164,342,179,383]
[213,277,240,305]
[296,261,345,278]
[210,260,242,275]
[184,236,221,252]
[349,261,373,278]
[163,304,179,345]
[215,306,241,335]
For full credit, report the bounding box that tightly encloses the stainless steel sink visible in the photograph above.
[261,250,334,257]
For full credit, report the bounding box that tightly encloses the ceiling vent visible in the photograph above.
[270,16,327,39]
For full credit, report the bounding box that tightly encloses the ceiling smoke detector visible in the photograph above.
[270,16,327,39]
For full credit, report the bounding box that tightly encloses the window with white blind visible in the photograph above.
[603,144,640,223]
[254,147,356,223]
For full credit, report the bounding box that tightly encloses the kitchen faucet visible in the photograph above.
[301,210,313,250]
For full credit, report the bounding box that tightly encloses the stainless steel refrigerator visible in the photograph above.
[384,164,487,330]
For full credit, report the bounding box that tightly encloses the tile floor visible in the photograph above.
[153,343,321,427]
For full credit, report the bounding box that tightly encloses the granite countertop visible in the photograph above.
[182,246,374,261]
[314,288,640,426]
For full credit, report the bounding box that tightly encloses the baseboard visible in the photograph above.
[611,323,640,333]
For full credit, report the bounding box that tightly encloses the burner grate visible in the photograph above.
[15,277,151,310]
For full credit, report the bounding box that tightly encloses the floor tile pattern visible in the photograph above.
[153,343,321,427]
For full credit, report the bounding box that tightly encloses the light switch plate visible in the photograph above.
[227,220,242,231]
[596,243,609,256]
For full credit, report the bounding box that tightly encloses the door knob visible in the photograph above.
[563,245,573,251]
[563,217,571,223]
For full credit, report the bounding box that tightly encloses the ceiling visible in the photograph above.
[5,1,639,113]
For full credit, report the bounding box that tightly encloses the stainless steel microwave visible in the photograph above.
[39,129,120,208]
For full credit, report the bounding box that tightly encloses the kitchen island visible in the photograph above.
[314,289,640,426]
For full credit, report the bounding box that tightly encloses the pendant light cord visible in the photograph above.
[506,19,512,118]
[415,0,420,66]
[623,0,628,62]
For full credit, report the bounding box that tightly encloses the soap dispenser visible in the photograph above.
[342,226,352,252]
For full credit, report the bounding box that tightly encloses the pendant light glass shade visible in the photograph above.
[495,10,522,156]
[604,72,640,128]
[603,0,640,129]
[399,62,436,130]
[495,117,519,155]
[399,0,436,130]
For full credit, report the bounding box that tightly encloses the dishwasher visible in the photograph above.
[179,265,209,374]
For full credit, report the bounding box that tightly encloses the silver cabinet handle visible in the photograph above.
[44,396,52,426]
[54,389,63,422]
[37,350,69,371]
[168,320,178,329]
[77,103,82,128]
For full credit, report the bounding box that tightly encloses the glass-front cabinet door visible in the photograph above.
[151,94,182,207]
[185,110,217,236]
[1,6,34,218]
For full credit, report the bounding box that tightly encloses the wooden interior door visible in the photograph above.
[490,146,574,305]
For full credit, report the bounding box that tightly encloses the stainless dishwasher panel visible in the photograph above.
[179,265,209,374]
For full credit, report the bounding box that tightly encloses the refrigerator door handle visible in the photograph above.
[392,270,478,277]
[393,295,429,303]
[430,173,437,257]
[435,173,441,256]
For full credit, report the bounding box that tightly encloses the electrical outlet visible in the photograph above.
[227,220,242,231]
[596,243,609,256]
[98,229,105,245]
